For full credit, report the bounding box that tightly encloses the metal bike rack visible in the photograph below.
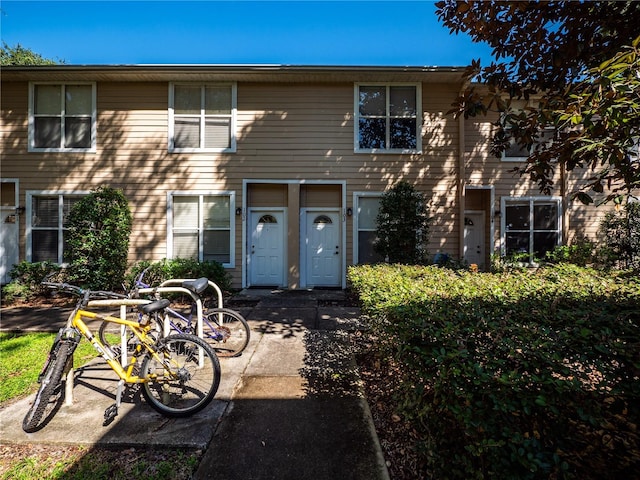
[64,283,217,404]
[137,285,204,339]
[62,299,152,405]
[136,286,206,368]
[158,279,224,309]
[158,279,226,339]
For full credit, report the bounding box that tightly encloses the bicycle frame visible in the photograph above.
[162,304,225,342]
[70,309,155,384]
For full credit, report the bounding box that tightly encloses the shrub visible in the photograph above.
[374,181,430,264]
[1,261,62,303]
[65,186,132,290]
[349,264,640,479]
[544,238,595,266]
[597,202,640,271]
[125,258,232,294]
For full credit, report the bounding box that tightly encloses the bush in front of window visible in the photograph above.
[374,181,431,265]
[64,186,132,291]
[1,261,62,304]
[125,258,232,296]
[544,238,595,267]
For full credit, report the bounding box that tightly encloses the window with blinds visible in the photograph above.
[170,193,233,266]
[169,84,236,152]
[30,83,96,152]
[355,194,384,264]
[29,194,84,263]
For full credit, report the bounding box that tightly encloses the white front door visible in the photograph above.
[464,211,486,270]
[304,211,340,287]
[249,211,285,286]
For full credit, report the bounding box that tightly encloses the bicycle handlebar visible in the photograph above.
[41,282,127,300]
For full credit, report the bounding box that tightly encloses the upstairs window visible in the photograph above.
[169,83,237,152]
[355,84,421,153]
[29,83,96,152]
[501,99,554,162]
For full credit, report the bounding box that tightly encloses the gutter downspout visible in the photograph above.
[561,160,568,244]
[458,83,468,260]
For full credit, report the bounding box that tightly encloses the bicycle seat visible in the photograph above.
[182,278,209,295]
[138,298,170,315]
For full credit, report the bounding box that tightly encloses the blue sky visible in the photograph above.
[0,1,494,66]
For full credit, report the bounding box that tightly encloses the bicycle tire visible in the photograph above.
[204,308,251,357]
[140,333,220,417]
[22,341,73,433]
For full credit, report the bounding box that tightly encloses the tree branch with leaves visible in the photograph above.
[436,0,640,204]
[0,42,63,65]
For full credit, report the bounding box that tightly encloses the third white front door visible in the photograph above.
[304,211,340,287]
[464,211,486,270]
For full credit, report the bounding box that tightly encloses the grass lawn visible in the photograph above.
[0,332,100,404]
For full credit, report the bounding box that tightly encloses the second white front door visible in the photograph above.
[304,211,340,287]
[249,211,285,287]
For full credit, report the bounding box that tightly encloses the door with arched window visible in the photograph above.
[249,210,285,286]
[304,210,340,287]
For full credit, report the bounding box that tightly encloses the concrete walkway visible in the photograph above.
[0,289,389,480]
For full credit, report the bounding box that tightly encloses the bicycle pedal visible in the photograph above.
[103,404,118,426]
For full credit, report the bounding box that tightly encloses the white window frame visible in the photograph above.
[353,192,384,264]
[28,82,97,153]
[26,191,89,263]
[500,99,530,162]
[500,196,562,264]
[168,83,237,153]
[354,83,422,154]
[167,191,236,268]
[500,99,555,162]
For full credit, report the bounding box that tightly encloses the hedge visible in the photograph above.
[349,264,640,479]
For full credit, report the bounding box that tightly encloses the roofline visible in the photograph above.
[1,63,466,72]
[0,64,468,83]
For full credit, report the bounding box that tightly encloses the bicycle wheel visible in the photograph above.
[22,340,73,433]
[140,333,220,417]
[203,308,251,357]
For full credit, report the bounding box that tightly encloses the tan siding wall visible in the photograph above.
[463,110,614,252]
[2,78,461,287]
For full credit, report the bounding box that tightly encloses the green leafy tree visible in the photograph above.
[0,42,63,65]
[436,1,640,204]
[598,202,640,270]
[65,186,132,290]
[374,181,430,264]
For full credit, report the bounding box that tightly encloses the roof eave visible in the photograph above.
[0,64,467,84]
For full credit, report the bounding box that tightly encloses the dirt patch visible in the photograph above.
[358,348,426,479]
[0,443,202,479]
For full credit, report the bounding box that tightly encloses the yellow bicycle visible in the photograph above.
[22,282,221,433]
